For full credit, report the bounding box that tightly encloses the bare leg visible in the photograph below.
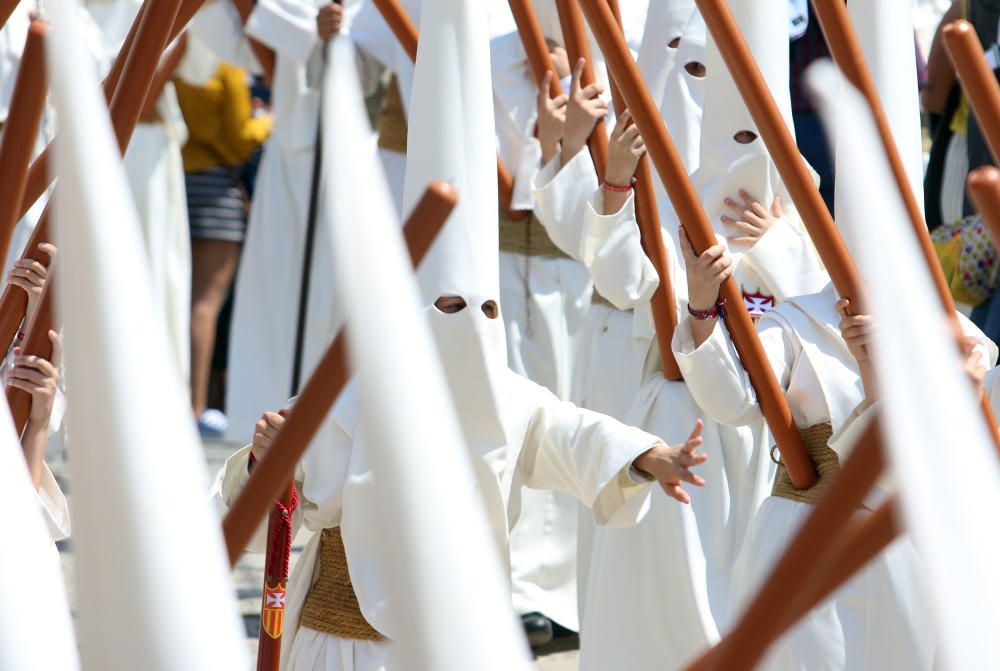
[190,239,241,416]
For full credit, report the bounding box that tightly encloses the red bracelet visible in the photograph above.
[687,298,726,320]
[601,179,634,193]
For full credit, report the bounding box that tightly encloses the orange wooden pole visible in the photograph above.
[968,167,1000,249]
[232,0,276,86]
[0,21,47,267]
[371,0,522,218]
[578,0,814,488]
[256,474,296,671]
[138,33,188,121]
[604,0,680,380]
[811,0,947,312]
[693,0,868,314]
[17,0,208,222]
[6,275,55,436]
[0,0,19,29]
[555,0,609,177]
[688,420,886,671]
[223,182,457,565]
[945,21,1000,164]
[508,0,563,98]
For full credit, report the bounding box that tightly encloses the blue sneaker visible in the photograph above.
[198,409,228,438]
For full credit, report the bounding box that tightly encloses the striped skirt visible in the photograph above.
[186,166,247,243]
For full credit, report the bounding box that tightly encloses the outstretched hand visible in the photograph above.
[633,420,707,504]
[561,57,607,166]
[721,191,782,249]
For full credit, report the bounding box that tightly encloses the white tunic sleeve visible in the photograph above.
[739,216,830,301]
[531,150,600,259]
[517,400,660,528]
[672,316,795,427]
[212,444,306,554]
[580,189,659,310]
[246,0,320,64]
[36,463,70,542]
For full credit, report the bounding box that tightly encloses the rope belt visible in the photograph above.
[498,207,569,259]
[770,423,865,507]
[590,289,633,313]
[299,528,384,641]
[376,75,407,155]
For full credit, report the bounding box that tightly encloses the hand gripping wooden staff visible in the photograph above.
[691,0,867,316]
[506,0,681,379]
[222,182,456,565]
[811,1,1000,448]
[605,0,681,380]
[0,21,47,266]
[371,0,524,219]
[577,0,814,488]
[5,0,184,420]
[554,0,608,177]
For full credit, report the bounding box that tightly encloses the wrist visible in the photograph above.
[687,294,724,316]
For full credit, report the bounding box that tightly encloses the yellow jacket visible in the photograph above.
[174,64,272,174]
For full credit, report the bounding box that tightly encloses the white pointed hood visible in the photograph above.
[403,0,509,452]
[46,0,248,667]
[691,0,799,234]
[834,0,924,220]
[636,0,695,106]
[323,35,532,668]
[659,8,707,177]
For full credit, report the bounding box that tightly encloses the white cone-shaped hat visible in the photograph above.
[636,0,695,105]
[659,9,707,177]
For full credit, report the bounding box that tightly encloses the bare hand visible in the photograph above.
[561,58,607,165]
[8,242,55,326]
[835,298,875,363]
[605,110,645,187]
[7,330,61,424]
[721,191,782,248]
[251,409,287,461]
[316,3,343,40]
[633,420,707,504]
[960,334,988,393]
[679,226,733,313]
[536,70,568,165]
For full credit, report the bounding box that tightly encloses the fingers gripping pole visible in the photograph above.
[577,0,815,488]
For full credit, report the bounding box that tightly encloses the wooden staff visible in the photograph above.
[686,420,886,671]
[555,0,608,176]
[692,0,867,314]
[968,167,1000,249]
[222,182,456,565]
[602,0,680,380]
[138,33,188,121]
[17,0,208,222]
[0,21,47,266]
[256,475,295,671]
[577,0,814,488]
[371,0,523,218]
[945,20,1000,164]
[507,0,562,98]
[0,0,20,30]
[6,275,55,435]
[0,0,197,356]
[811,3,1000,448]
[232,0,276,86]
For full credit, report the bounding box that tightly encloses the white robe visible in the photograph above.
[84,0,192,383]
[226,0,363,438]
[214,372,662,671]
[492,31,592,631]
[672,284,960,670]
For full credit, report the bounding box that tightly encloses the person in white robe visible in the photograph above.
[81,0,192,385]
[224,0,361,440]
[214,2,708,665]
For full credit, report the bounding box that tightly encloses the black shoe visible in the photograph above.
[521,611,554,647]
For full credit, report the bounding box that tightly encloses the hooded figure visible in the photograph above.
[658,9,707,180]
[636,0,695,130]
[214,1,706,669]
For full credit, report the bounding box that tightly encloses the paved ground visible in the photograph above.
[49,439,578,670]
